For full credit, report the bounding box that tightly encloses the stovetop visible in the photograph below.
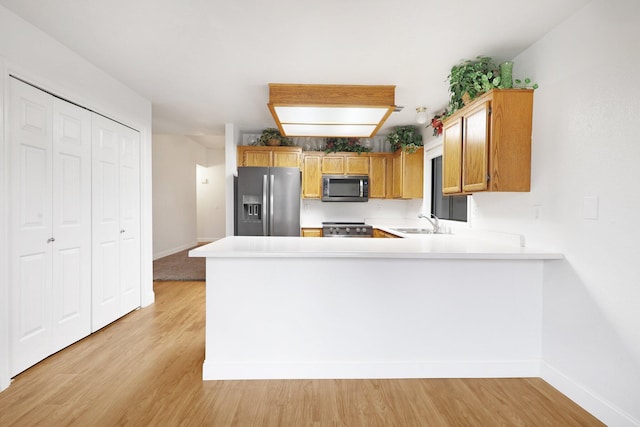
[322,221,372,237]
[322,221,367,226]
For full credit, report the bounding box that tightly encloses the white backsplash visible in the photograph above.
[300,198,424,226]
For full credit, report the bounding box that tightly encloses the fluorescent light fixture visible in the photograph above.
[268,84,396,138]
[281,124,379,137]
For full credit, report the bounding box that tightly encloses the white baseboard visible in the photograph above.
[203,359,541,381]
[153,241,198,260]
[541,362,638,427]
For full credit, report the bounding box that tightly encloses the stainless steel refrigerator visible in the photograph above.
[235,166,301,236]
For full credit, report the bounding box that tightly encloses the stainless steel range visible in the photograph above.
[322,221,373,238]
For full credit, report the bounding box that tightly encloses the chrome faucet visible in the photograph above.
[418,212,440,234]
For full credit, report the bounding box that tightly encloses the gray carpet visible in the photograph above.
[153,246,205,281]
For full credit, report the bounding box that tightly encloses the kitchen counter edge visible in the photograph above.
[189,235,563,260]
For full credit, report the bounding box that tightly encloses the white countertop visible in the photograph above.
[189,235,563,260]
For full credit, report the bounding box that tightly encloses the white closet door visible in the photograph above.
[91,115,121,331]
[118,127,141,314]
[92,114,141,331]
[9,78,54,376]
[51,99,92,350]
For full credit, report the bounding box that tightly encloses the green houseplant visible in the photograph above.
[324,137,371,154]
[256,128,294,146]
[386,125,423,153]
[446,56,539,116]
[447,56,500,114]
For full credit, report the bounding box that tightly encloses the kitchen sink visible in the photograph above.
[390,227,436,235]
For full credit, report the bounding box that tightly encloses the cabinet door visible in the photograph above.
[242,149,272,167]
[391,151,402,198]
[301,228,323,237]
[346,156,369,175]
[51,98,92,351]
[462,101,490,192]
[302,155,322,198]
[322,156,344,174]
[442,117,463,194]
[373,229,400,238]
[273,151,300,168]
[391,149,424,199]
[8,78,54,376]
[368,155,387,198]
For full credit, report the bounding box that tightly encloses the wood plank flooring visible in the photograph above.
[0,281,604,426]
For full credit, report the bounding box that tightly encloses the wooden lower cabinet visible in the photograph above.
[373,229,401,238]
[301,228,323,237]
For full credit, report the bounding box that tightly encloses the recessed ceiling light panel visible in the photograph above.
[281,124,379,137]
[268,83,396,138]
[274,106,390,125]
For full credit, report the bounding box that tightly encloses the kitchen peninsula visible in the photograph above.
[190,235,562,381]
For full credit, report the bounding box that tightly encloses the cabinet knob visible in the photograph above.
[47,237,55,243]
[120,229,125,234]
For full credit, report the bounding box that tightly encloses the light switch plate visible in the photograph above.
[583,196,599,220]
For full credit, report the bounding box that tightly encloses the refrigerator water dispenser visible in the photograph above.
[242,195,262,222]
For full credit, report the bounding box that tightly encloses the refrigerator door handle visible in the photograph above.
[262,174,268,236]
[270,174,275,235]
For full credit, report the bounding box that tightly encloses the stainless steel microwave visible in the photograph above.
[322,175,369,202]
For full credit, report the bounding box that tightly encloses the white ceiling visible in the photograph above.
[1,0,589,139]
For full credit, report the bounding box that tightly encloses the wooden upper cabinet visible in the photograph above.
[302,153,322,198]
[391,147,424,199]
[442,117,463,194]
[304,152,378,199]
[368,154,388,198]
[240,148,272,167]
[237,146,301,168]
[321,153,370,175]
[273,150,301,167]
[346,156,369,175]
[442,89,533,195]
[322,156,344,174]
[462,102,490,192]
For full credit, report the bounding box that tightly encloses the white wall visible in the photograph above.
[197,148,226,242]
[152,134,207,259]
[224,123,239,237]
[301,199,423,226]
[470,1,640,424]
[0,5,153,392]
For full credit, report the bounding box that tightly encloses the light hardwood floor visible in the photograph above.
[0,281,604,426]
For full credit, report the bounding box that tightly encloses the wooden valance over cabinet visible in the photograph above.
[442,89,533,195]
